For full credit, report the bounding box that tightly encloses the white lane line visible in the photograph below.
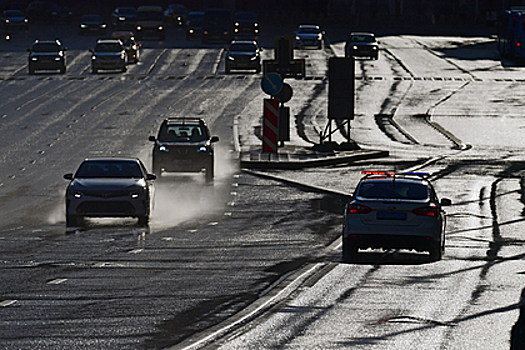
[0,300,17,307]
[48,278,68,285]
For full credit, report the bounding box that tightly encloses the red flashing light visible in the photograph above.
[361,171,395,176]
[518,42,522,47]
[412,205,438,217]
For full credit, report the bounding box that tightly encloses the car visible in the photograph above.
[294,24,324,49]
[136,6,165,40]
[148,118,219,182]
[342,171,451,262]
[185,11,204,40]
[1,10,29,31]
[63,157,155,226]
[112,31,140,63]
[111,7,137,30]
[202,8,232,44]
[345,32,380,60]
[164,4,188,26]
[233,11,258,39]
[90,39,127,73]
[27,39,66,74]
[78,14,107,36]
[225,40,262,73]
[25,1,72,24]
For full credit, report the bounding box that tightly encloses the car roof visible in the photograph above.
[112,31,134,38]
[96,39,122,44]
[230,40,257,45]
[298,24,320,29]
[82,157,140,163]
[164,117,206,126]
[350,32,375,36]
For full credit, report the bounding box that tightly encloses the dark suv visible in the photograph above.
[28,39,66,74]
[149,118,219,182]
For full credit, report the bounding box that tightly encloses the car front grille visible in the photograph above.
[77,201,135,214]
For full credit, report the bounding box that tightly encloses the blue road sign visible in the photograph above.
[261,72,283,95]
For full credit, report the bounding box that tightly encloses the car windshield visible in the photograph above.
[137,11,163,21]
[75,160,143,178]
[230,43,256,51]
[357,180,429,200]
[95,43,122,52]
[351,34,375,42]
[298,27,320,34]
[158,125,208,142]
[117,8,136,15]
[82,15,102,22]
[5,10,24,17]
[235,12,256,20]
[32,43,60,52]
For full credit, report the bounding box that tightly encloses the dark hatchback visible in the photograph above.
[345,32,380,60]
[225,40,262,73]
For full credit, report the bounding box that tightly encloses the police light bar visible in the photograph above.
[402,172,430,177]
[361,171,395,176]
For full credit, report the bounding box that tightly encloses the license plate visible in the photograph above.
[377,211,406,220]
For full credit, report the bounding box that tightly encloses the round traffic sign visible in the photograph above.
[261,72,283,95]
[273,83,293,103]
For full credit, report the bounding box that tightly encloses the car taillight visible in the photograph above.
[346,203,372,214]
[412,204,438,217]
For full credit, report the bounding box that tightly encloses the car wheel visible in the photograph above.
[66,214,81,227]
[60,66,66,74]
[92,66,98,74]
[28,66,35,75]
[138,215,149,226]
[429,242,442,261]
[205,161,214,183]
[255,65,261,73]
[342,235,358,262]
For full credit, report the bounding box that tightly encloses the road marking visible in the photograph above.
[0,300,17,307]
[128,249,143,254]
[48,278,68,285]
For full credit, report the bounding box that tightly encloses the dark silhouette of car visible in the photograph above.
[202,8,232,44]
[225,40,262,73]
[112,31,140,63]
[90,39,127,73]
[342,171,451,262]
[233,11,258,39]
[111,7,137,30]
[345,32,380,60]
[149,118,219,182]
[27,39,66,74]
[185,11,204,40]
[78,14,107,36]
[64,158,156,226]
[25,1,72,24]
[294,24,324,49]
[1,10,29,31]
[164,4,188,26]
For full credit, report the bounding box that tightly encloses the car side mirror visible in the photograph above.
[146,174,156,180]
[210,136,219,143]
[148,136,156,142]
[63,173,73,180]
[440,198,452,206]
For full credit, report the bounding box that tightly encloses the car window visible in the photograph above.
[298,27,320,34]
[82,15,102,22]
[357,181,429,200]
[158,125,208,142]
[32,43,60,52]
[351,35,375,42]
[96,43,122,52]
[75,161,143,178]
[230,43,256,51]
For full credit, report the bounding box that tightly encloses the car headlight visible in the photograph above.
[254,22,258,27]
[24,19,28,23]
[69,189,82,198]
[91,55,96,60]
[234,22,239,27]
[228,55,235,61]
[189,29,194,34]
[352,45,358,50]
[130,192,140,199]
[198,146,208,152]
[234,28,239,33]
[136,25,142,31]
[119,17,126,21]
[159,145,168,152]
[372,46,378,51]
[250,55,258,61]
[158,26,164,31]
[295,35,300,41]
[31,57,38,61]
[80,24,87,28]
[101,24,107,28]
[5,19,9,24]
[317,34,323,40]
[54,57,61,61]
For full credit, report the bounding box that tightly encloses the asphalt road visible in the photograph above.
[1,22,525,350]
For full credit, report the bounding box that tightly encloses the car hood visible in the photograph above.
[6,16,26,21]
[69,178,145,191]
[31,52,61,57]
[229,50,257,56]
[297,33,320,39]
[157,140,210,146]
[94,52,123,57]
[351,42,377,46]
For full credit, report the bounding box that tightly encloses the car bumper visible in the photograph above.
[66,196,149,218]
[153,150,212,173]
[93,60,126,69]
[30,61,65,70]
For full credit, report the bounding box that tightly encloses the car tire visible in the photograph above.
[429,242,442,261]
[66,214,81,227]
[342,236,358,262]
[28,66,35,75]
[138,215,149,226]
[92,66,98,74]
[60,66,66,74]
[255,65,261,73]
[205,161,214,183]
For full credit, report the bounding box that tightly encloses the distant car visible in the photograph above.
[164,4,188,26]
[111,7,137,30]
[233,11,258,39]
[294,24,324,49]
[25,1,72,24]
[2,10,29,31]
[225,40,262,73]
[342,171,451,262]
[148,118,219,182]
[185,11,204,40]
[136,5,165,40]
[345,32,380,60]
[63,157,155,226]
[78,14,107,36]
[27,39,66,74]
[112,31,140,63]
[202,8,232,44]
[90,39,127,73]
